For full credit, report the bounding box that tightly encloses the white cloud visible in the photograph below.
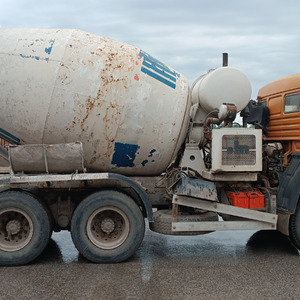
[1,0,300,98]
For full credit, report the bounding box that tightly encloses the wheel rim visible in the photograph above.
[87,206,130,250]
[0,208,33,252]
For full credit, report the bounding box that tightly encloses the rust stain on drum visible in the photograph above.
[80,96,98,130]
[102,103,120,160]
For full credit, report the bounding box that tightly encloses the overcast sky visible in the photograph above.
[1,0,299,98]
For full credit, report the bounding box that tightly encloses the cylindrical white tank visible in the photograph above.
[191,67,252,113]
[0,29,190,175]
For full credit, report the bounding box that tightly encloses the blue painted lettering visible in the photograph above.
[45,40,55,55]
[139,50,179,89]
[112,142,140,167]
[141,160,148,167]
[148,149,156,157]
[19,54,49,62]
[0,128,20,145]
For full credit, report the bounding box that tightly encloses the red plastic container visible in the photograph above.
[226,191,249,208]
[247,191,265,209]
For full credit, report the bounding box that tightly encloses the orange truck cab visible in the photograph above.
[257,74,300,164]
[241,74,300,244]
[243,74,300,230]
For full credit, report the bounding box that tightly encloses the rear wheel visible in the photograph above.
[289,201,300,250]
[71,190,145,263]
[0,191,51,265]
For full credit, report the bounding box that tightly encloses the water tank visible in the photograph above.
[191,67,251,113]
[0,29,190,175]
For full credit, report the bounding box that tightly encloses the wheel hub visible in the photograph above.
[87,207,130,250]
[6,220,21,235]
[0,208,33,252]
[100,218,115,234]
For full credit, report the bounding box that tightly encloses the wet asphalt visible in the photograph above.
[0,227,300,300]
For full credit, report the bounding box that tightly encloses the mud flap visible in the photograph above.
[277,153,300,213]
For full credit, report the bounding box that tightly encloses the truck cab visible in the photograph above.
[245,74,300,247]
[257,74,300,164]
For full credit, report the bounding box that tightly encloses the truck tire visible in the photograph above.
[0,190,51,266]
[71,190,145,263]
[289,201,300,250]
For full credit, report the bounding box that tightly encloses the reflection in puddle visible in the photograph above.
[51,231,79,263]
[42,229,299,265]
[139,244,154,283]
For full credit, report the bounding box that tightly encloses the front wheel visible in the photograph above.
[289,201,300,250]
[71,190,145,263]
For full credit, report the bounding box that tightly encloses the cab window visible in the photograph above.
[284,93,300,113]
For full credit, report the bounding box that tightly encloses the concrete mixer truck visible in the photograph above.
[0,28,297,265]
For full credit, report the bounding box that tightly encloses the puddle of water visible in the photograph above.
[51,231,79,263]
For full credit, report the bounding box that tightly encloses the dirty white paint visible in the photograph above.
[0,29,190,175]
[191,67,252,113]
